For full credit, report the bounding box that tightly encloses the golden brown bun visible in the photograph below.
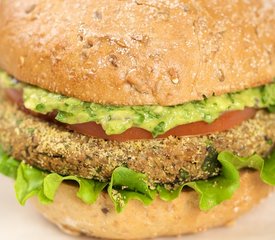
[0,0,275,106]
[32,171,273,239]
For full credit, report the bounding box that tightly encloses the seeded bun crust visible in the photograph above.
[32,171,273,239]
[0,0,275,106]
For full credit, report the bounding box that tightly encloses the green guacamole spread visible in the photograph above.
[0,71,275,137]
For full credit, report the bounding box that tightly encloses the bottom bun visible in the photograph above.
[31,170,273,239]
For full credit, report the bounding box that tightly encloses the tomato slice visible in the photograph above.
[5,89,257,141]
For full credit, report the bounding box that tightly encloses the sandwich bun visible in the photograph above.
[32,171,273,239]
[0,0,274,105]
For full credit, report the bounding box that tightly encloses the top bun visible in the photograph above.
[0,0,274,106]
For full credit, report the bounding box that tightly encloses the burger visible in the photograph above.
[0,0,275,239]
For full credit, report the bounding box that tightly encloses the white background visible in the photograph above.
[1,176,274,240]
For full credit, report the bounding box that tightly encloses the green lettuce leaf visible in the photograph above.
[158,150,275,211]
[0,147,107,206]
[158,158,240,211]
[219,151,275,185]
[43,174,108,204]
[108,167,157,212]
[1,146,275,213]
[157,185,182,201]
[0,147,20,179]
[15,162,51,205]
[186,158,240,211]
